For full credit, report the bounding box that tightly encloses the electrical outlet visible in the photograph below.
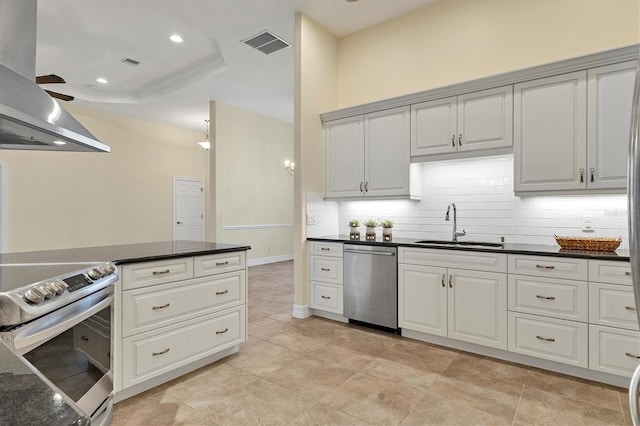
[306,215,316,225]
[582,216,595,233]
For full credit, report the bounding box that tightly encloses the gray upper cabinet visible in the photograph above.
[411,86,513,159]
[325,115,365,199]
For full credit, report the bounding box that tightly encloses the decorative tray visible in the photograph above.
[553,235,621,252]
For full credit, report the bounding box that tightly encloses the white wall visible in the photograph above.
[337,155,629,248]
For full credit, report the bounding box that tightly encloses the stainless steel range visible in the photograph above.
[0,261,118,425]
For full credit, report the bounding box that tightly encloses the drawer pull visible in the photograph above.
[625,306,637,311]
[216,328,229,335]
[152,269,171,276]
[321,268,331,271]
[152,303,170,310]
[535,265,555,270]
[536,295,556,300]
[626,352,640,359]
[80,336,89,341]
[448,275,453,288]
[216,261,229,266]
[216,289,229,295]
[626,272,632,276]
[321,247,331,251]
[321,295,331,299]
[152,348,170,356]
[536,335,555,342]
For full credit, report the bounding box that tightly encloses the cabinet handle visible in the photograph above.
[590,167,595,183]
[80,336,89,341]
[536,336,555,342]
[216,290,229,295]
[321,295,331,299]
[321,267,331,271]
[152,303,170,310]
[458,133,462,146]
[451,134,456,147]
[152,269,170,276]
[321,247,331,251]
[625,306,636,311]
[626,271,632,276]
[441,273,445,287]
[216,328,229,335]
[216,261,229,266]
[535,264,555,270]
[626,352,640,359]
[153,348,170,356]
[536,295,556,300]
[448,275,452,288]
[365,181,368,192]
[360,181,364,192]
[580,168,584,183]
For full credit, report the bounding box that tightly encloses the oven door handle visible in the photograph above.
[11,286,113,355]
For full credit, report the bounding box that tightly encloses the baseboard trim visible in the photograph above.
[311,310,348,323]
[248,254,293,267]
[292,304,311,319]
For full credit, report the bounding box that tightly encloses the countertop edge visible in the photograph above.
[113,245,252,265]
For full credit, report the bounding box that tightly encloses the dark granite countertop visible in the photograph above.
[0,341,89,425]
[308,235,630,261]
[0,240,251,265]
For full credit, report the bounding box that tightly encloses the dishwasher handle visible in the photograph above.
[344,249,395,256]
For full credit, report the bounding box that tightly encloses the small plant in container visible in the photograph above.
[348,219,361,240]
[363,219,378,241]
[380,219,394,241]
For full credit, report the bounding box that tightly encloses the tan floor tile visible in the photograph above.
[514,386,624,425]
[239,334,262,350]
[113,388,212,425]
[363,355,441,393]
[400,393,512,425]
[267,310,314,324]
[294,317,351,341]
[247,312,265,322]
[248,316,295,340]
[288,402,371,425]
[619,390,639,425]
[307,343,377,371]
[329,326,400,357]
[268,328,329,353]
[264,356,356,401]
[226,340,300,376]
[320,372,425,425]
[525,368,622,411]
[442,352,528,395]
[247,299,289,316]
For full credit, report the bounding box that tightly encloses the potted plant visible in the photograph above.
[363,219,378,241]
[380,219,394,241]
[348,219,360,240]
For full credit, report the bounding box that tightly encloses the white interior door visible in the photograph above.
[173,177,204,242]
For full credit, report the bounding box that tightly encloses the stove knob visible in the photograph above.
[88,268,103,280]
[42,283,58,298]
[52,280,67,295]
[102,262,116,275]
[25,288,46,304]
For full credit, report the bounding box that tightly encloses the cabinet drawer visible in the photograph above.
[508,255,588,281]
[589,260,632,285]
[310,282,343,314]
[508,275,588,322]
[122,307,245,387]
[589,282,638,331]
[508,312,588,367]
[73,320,110,372]
[399,247,506,273]
[309,255,343,284]
[122,271,246,337]
[194,251,246,278]
[309,241,343,257]
[589,325,640,377]
[121,258,194,290]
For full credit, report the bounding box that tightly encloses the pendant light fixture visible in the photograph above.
[197,119,211,150]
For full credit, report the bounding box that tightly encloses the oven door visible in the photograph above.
[4,286,114,425]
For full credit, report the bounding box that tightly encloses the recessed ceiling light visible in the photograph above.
[96,77,108,84]
[52,140,66,145]
[170,34,184,43]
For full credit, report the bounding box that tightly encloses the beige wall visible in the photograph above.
[336,0,640,108]
[210,101,294,262]
[0,104,206,252]
[293,14,339,308]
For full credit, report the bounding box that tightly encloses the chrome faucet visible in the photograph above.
[445,203,466,242]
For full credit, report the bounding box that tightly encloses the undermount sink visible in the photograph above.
[414,240,504,248]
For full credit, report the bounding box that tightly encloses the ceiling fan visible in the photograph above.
[35,74,74,102]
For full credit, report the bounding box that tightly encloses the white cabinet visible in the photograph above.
[325,107,419,199]
[515,62,636,193]
[411,86,513,158]
[308,242,344,315]
[398,248,507,350]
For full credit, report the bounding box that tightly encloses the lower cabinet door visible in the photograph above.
[398,264,447,336]
[508,312,588,367]
[310,281,343,314]
[121,306,245,388]
[589,325,640,377]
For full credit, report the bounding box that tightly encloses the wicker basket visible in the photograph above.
[554,235,621,252]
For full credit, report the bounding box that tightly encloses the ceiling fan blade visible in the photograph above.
[36,74,66,85]
[45,90,74,102]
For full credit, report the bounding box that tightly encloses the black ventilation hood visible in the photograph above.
[0,0,110,152]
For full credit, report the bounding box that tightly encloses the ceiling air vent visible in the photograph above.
[242,31,290,55]
[121,57,140,66]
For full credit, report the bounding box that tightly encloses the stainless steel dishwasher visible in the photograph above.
[343,244,398,331]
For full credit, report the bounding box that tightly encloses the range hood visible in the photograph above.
[0,0,110,152]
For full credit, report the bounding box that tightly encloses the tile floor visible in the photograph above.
[113,261,634,425]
